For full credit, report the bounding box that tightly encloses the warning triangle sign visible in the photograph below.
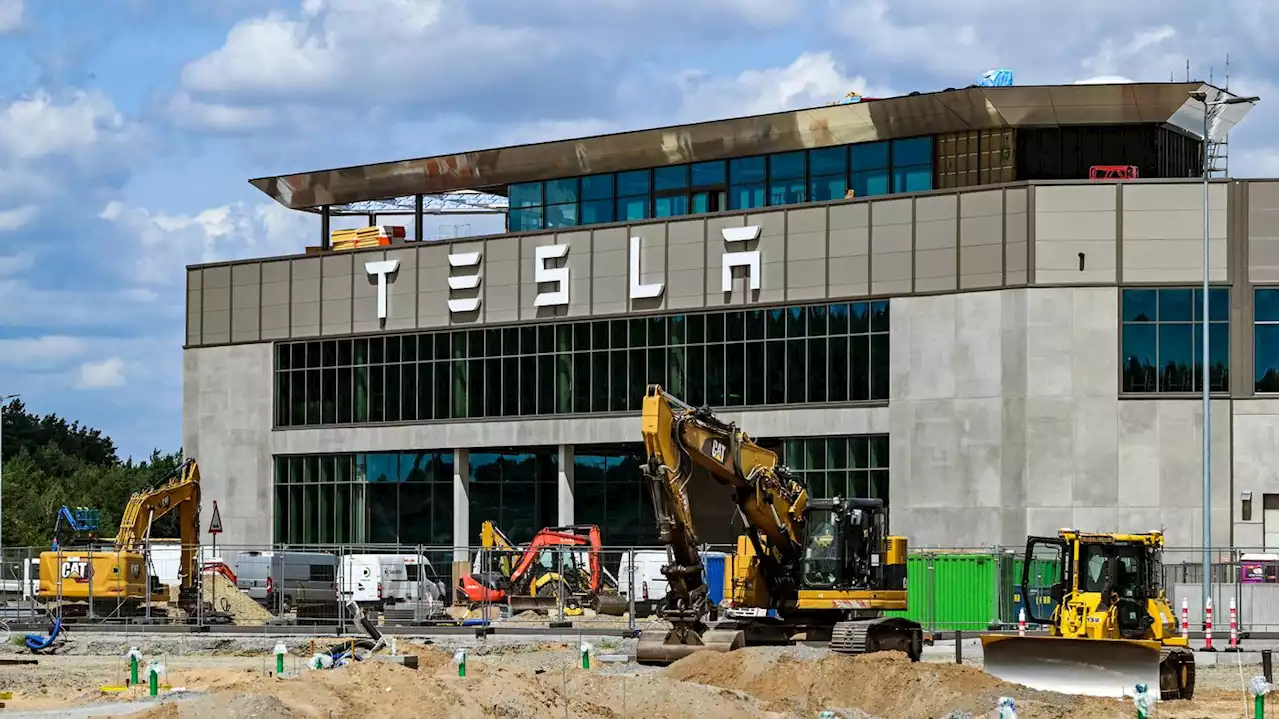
[208,501,224,535]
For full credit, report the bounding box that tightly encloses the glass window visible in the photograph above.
[892,137,933,166]
[583,198,616,223]
[616,170,651,197]
[508,207,543,232]
[893,164,932,193]
[808,146,847,176]
[1256,287,1279,323]
[729,183,765,210]
[509,182,542,208]
[850,141,889,171]
[654,165,689,191]
[850,170,889,198]
[810,175,848,202]
[1122,287,1230,394]
[729,156,766,184]
[1255,287,1279,393]
[581,173,614,201]
[617,195,650,221]
[544,178,579,205]
[654,195,688,218]
[691,161,726,187]
[769,151,805,180]
[544,202,578,228]
[769,178,806,206]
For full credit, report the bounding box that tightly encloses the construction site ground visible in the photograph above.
[0,633,1273,718]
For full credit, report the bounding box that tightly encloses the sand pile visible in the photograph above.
[202,573,273,623]
[662,648,1222,719]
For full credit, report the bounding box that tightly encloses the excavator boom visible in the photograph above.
[117,458,202,593]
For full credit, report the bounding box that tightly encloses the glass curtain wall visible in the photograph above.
[506,137,934,232]
[779,435,890,506]
[273,452,453,546]
[466,448,558,542]
[274,300,890,427]
[573,445,654,548]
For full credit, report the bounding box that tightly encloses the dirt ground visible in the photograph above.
[0,640,1270,718]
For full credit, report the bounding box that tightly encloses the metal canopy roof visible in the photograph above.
[250,82,1242,211]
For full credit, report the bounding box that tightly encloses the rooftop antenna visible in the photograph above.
[1225,53,1230,91]
[1185,58,1190,82]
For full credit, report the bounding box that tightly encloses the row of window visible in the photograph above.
[506,137,934,232]
[1121,288,1230,393]
[271,439,889,548]
[274,302,891,427]
[1256,288,1279,393]
[777,435,890,507]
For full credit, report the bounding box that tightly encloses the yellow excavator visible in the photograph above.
[39,458,206,617]
[635,385,923,664]
[981,530,1195,699]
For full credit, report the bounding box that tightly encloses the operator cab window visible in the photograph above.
[802,513,839,588]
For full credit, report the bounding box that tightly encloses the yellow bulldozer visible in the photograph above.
[981,530,1195,699]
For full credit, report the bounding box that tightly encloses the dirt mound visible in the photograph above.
[662,648,1152,718]
[204,574,274,623]
[114,692,304,719]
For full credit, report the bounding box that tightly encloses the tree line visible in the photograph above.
[2,398,182,550]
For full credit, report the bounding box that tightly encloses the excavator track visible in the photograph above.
[1159,646,1196,700]
[830,617,924,661]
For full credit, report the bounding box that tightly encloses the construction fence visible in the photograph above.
[0,543,1275,634]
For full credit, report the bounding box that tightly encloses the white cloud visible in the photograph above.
[100,199,315,283]
[0,90,130,161]
[0,251,32,276]
[829,0,993,78]
[77,357,126,389]
[0,335,85,367]
[0,204,36,231]
[180,1,538,102]
[1074,76,1137,85]
[676,52,896,122]
[166,92,277,134]
[0,0,22,34]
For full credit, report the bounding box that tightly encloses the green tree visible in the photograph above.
[1,400,181,550]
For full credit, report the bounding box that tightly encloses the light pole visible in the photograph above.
[1188,90,1259,613]
[0,393,18,551]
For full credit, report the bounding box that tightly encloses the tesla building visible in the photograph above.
[182,82,1278,559]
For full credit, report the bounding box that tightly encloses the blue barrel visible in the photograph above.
[700,552,727,606]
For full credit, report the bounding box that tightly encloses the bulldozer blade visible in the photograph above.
[980,635,1162,698]
[634,627,745,665]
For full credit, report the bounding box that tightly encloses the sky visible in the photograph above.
[0,0,1276,461]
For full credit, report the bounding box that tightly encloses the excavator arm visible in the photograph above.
[639,385,809,659]
[115,458,201,593]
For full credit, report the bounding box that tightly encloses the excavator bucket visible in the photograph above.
[980,634,1162,698]
[635,627,745,665]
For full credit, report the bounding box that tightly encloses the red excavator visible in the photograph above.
[457,521,627,615]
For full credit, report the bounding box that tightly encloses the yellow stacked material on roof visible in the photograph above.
[330,225,407,251]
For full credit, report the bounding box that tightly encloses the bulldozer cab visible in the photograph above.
[800,498,886,591]
[1022,532,1165,637]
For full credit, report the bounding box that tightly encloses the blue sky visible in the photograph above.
[0,0,1276,460]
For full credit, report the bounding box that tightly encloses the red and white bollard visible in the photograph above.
[1018,607,1027,637]
[1201,597,1216,652]
[1180,598,1189,641]
[1226,597,1241,651]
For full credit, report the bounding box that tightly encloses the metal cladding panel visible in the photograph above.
[248,83,1216,210]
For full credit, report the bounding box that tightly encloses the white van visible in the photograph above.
[616,550,669,616]
[340,554,446,608]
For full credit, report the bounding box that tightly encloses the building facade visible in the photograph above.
[184,83,1279,556]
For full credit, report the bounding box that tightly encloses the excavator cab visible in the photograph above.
[800,499,891,592]
[982,530,1194,699]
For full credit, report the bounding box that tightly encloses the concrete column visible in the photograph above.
[452,448,470,564]
[557,444,574,526]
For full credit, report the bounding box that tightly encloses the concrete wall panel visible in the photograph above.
[1123,183,1229,283]
[1248,180,1279,284]
[1034,185,1116,284]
